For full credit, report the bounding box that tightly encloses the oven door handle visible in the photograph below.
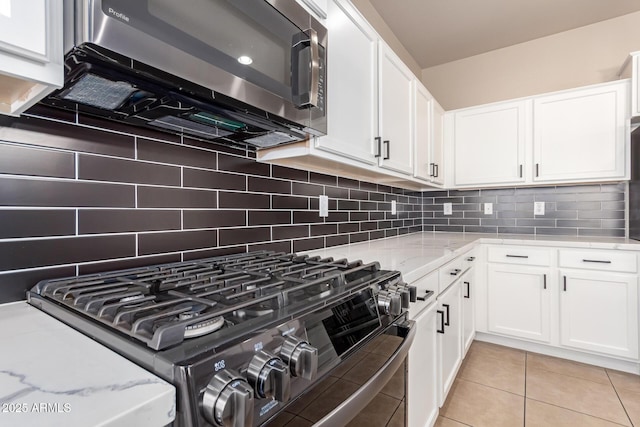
[313,320,416,427]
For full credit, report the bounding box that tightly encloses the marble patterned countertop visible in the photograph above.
[306,231,640,283]
[0,302,175,427]
[2,231,639,426]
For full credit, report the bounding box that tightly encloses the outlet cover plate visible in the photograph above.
[443,203,452,215]
[484,203,493,215]
[534,201,545,216]
[319,195,329,217]
[391,200,397,215]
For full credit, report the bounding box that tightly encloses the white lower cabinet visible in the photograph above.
[461,271,475,355]
[559,270,639,359]
[487,264,551,343]
[437,280,462,406]
[408,302,438,427]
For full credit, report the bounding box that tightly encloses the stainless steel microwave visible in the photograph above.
[45,0,327,148]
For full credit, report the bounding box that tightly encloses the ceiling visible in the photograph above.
[368,0,640,69]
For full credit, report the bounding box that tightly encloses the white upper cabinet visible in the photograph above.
[533,80,629,182]
[452,100,528,187]
[414,82,433,181]
[378,41,414,175]
[447,79,629,188]
[0,0,63,115]
[623,52,640,117]
[431,101,446,185]
[414,82,445,185]
[315,0,378,165]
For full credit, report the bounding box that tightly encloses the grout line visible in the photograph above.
[524,397,631,427]
[605,369,635,427]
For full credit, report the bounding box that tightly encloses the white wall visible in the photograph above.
[422,11,640,110]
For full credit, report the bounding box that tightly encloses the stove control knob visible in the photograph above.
[247,351,291,402]
[378,291,402,316]
[280,336,318,381]
[202,369,254,427]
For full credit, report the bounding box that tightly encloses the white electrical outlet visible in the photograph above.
[391,200,397,215]
[443,203,452,215]
[484,203,493,215]
[319,195,329,217]
[534,201,545,216]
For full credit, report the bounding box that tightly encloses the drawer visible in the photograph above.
[487,245,551,266]
[408,270,438,320]
[439,257,467,294]
[558,249,637,273]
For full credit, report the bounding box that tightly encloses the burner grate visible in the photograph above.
[31,251,387,350]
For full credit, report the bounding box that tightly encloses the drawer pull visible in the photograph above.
[437,310,445,334]
[443,303,450,326]
[506,254,529,259]
[464,281,470,298]
[450,269,462,276]
[582,259,612,264]
[563,276,567,292]
[543,274,546,290]
[466,256,476,262]
[416,290,434,302]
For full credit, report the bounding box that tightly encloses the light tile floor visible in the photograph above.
[437,341,640,427]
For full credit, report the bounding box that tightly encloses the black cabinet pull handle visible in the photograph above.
[582,259,612,264]
[443,303,450,326]
[464,281,470,298]
[467,256,475,262]
[383,140,390,160]
[563,276,567,292]
[519,164,523,178]
[506,254,529,259]
[535,163,540,177]
[450,269,461,276]
[434,163,439,178]
[375,136,382,158]
[543,274,547,290]
[429,163,435,177]
[437,310,445,334]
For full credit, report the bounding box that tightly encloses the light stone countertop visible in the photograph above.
[2,231,638,427]
[306,232,640,283]
[0,302,175,427]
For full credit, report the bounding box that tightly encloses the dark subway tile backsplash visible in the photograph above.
[423,183,626,237]
[0,108,426,303]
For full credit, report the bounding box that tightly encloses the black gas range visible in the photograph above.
[27,251,416,426]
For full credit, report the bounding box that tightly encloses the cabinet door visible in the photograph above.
[461,272,475,355]
[453,100,528,186]
[437,280,462,406]
[0,0,63,115]
[414,81,433,181]
[315,0,378,165]
[533,81,628,182]
[431,101,445,185]
[408,303,438,427]
[560,270,639,359]
[487,264,551,343]
[378,41,413,175]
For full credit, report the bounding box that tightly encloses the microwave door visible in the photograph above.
[100,0,301,102]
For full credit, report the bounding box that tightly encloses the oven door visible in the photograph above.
[268,319,415,426]
[78,0,327,134]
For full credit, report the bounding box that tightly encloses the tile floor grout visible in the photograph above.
[436,341,639,427]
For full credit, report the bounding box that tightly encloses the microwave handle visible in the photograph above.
[291,28,321,108]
